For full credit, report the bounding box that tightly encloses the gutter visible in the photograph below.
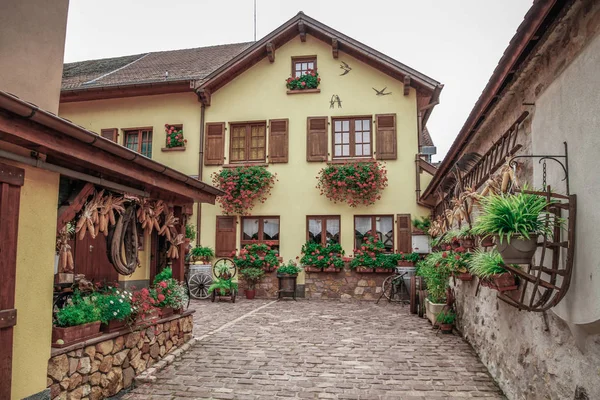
[0,91,224,197]
[421,0,561,201]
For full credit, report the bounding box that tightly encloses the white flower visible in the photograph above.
[109,300,114,304]
[119,299,123,303]
[121,295,125,299]
[113,312,117,316]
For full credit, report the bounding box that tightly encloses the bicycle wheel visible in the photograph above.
[382,275,405,302]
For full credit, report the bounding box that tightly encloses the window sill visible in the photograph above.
[161,146,186,152]
[328,158,376,164]
[223,162,268,168]
[286,89,321,95]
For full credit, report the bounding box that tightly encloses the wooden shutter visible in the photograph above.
[0,162,24,399]
[269,119,289,163]
[306,117,328,162]
[204,122,225,165]
[376,114,397,160]
[215,216,236,257]
[396,214,412,253]
[100,128,118,142]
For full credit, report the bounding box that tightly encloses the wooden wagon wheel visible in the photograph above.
[212,258,237,279]
[409,276,418,314]
[188,272,213,300]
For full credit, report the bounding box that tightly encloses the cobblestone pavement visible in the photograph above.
[122,299,505,399]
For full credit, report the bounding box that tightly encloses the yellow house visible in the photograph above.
[59,13,442,295]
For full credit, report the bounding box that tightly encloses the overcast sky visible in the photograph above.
[64,0,533,162]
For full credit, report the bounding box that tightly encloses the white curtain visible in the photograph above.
[263,218,279,239]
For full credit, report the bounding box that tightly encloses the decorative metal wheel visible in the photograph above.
[188,272,213,300]
[382,275,408,303]
[212,258,237,280]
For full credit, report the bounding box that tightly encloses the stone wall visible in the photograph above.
[447,1,600,399]
[305,270,391,300]
[46,312,194,400]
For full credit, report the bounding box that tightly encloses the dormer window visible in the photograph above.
[292,56,317,77]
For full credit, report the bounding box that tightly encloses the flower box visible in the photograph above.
[457,272,474,282]
[374,268,392,273]
[52,321,101,348]
[425,299,446,326]
[397,261,415,267]
[323,267,342,272]
[286,88,321,94]
[159,307,174,318]
[304,266,323,272]
[355,267,374,273]
[161,146,186,152]
[100,319,127,333]
[487,273,518,292]
[459,237,476,250]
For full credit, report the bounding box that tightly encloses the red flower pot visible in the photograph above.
[52,321,101,347]
[480,235,494,247]
[439,323,453,334]
[458,272,473,282]
[245,289,256,300]
[323,267,340,272]
[159,307,174,318]
[489,273,518,292]
[355,267,373,273]
[304,266,322,272]
[374,268,391,273]
[397,261,415,267]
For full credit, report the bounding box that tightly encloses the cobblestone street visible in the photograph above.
[121,299,504,399]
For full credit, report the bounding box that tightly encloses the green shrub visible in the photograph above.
[190,246,214,261]
[277,260,302,275]
[416,252,453,303]
[468,249,507,279]
[94,288,133,324]
[208,278,238,296]
[436,309,456,324]
[412,216,431,232]
[233,243,280,271]
[185,224,196,240]
[55,291,100,327]
[239,267,265,290]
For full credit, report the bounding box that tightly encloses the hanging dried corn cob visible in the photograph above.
[159,210,179,241]
[166,234,185,259]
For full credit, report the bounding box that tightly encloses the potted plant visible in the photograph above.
[151,268,187,316]
[416,252,453,324]
[208,275,238,302]
[211,166,277,216]
[469,249,517,292]
[300,242,345,272]
[436,309,456,334]
[350,233,394,273]
[239,267,265,299]
[316,161,388,207]
[412,216,431,234]
[473,190,558,264]
[286,68,320,91]
[397,252,420,267]
[96,287,133,333]
[165,124,186,148]
[277,260,301,298]
[52,291,101,347]
[190,246,214,264]
[456,225,476,250]
[233,243,280,272]
[185,224,196,250]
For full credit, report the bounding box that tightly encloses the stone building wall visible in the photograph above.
[46,313,193,400]
[448,1,600,399]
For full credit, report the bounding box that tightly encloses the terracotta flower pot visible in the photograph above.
[480,235,494,247]
[397,261,415,267]
[355,267,373,273]
[459,237,476,250]
[374,268,391,273]
[100,319,127,333]
[488,273,518,292]
[245,289,256,299]
[439,323,453,334]
[323,266,340,272]
[304,266,322,272]
[496,235,538,264]
[52,321,101,347]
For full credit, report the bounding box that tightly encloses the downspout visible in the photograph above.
[196,102,206,243]
[414,155,432,208]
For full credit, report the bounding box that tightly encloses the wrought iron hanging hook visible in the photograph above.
[507,141,569,195]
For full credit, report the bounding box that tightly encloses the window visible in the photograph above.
[292,56,317,78]
[241,216,280,249]
[333,117,372,158]
[230,122,266,162]
[354,215,394,253]
[307,216,341,246]
[124,128,153,158]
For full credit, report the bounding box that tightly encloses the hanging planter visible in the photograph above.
[286,69,320,91]
[316,161,388,207]
[212,166,277,216]
[486,273,518,292]
[496,236,538,264]
[163,124,186,150]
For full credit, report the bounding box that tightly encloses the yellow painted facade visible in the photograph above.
[59,35,434,286]
[7,162,60,400]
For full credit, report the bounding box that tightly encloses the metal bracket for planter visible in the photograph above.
[497,185,576,312]
[508,141,570,195]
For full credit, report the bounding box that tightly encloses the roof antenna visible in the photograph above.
[253,0,257,41]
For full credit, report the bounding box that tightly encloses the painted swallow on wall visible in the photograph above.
[330,95,342,109]
[339,61,352,76]
[373,87,392,96]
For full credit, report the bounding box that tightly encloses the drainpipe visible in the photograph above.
[196,103,206,243]
[415,154,433,209]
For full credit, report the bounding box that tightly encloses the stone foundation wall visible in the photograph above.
[305,270,391,300]
[46,313,194,400]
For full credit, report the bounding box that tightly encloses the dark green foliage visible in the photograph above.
[55,291,100,327]
[468,249,507,278]
[277,260,302,275]
[239,267,265,290]
[300,242,345,269]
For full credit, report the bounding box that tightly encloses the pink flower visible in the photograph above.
[301,81,306,87]
[159,281,167,288]
[157,294,165,302]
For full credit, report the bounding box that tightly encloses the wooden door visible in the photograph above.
[0,162,24,399]
[73,233,118,284]
[215,216,236,257]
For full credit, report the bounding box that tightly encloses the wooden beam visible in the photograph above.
[298,21,306,42]
[56,182,95,233]
[172,206,185,281]
[266,43,275,63]
[332,38,339,59]
[60,81,193,103]
[404,75,411,96]
[0,113,216,204]
[196,88,211,106]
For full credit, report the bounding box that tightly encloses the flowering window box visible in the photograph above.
[159,307,174,318]
[164,124,186,150]
[397,261,415,267]
[100,319,128,333]
[286,88,321,95]
[52,321,102,348]
[374,268,393,273]
[304,266,323,272]
[355,267,374,273]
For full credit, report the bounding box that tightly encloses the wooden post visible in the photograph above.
[172,206,185,281]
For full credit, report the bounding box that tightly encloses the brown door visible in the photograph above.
[215,216,236,257]
[73,233,118,284]
[0,162,24,399]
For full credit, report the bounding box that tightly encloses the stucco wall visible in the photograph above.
[202,35,430,285]
[0,0,69,113]
[7,162,60,400]
[446,1,600,399]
